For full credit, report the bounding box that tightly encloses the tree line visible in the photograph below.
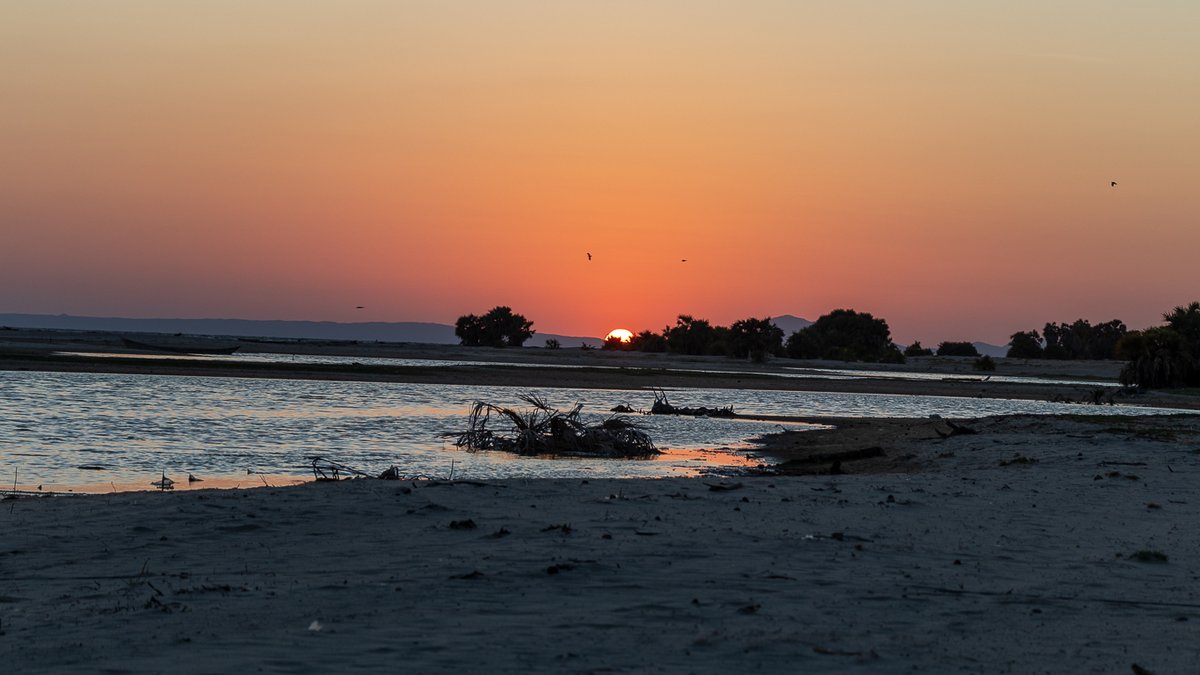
[455,300,1200,388]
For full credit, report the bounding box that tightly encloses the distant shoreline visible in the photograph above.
[4,326,1199,410]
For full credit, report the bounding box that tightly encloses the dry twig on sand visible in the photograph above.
[454,394,658,458]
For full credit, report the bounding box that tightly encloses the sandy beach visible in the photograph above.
[4,413,1200,673]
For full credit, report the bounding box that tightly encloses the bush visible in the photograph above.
[629,330,667,353]
[936,341,979,357]
[544,338,560,350]
[602,336,633,351]
[974,355,996,371]
[904,341,934,357]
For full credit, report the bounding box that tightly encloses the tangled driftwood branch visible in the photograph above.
[454,394,658,458]
[649,389,736,418]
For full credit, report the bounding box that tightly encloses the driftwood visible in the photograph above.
[778,446,886,467]
[454,394,658,458]
[306,456,373,481]
[934,421,977,438]
[649,389,736,418]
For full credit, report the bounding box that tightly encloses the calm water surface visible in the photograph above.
[0,371,1179,493]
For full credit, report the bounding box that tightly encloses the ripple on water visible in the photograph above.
[0,370,1181,492]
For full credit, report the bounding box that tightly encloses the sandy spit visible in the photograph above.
[4,415,1200,673]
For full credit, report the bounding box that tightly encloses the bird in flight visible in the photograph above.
[681,259,688,263]
[587,252,592,261]
[1111,181,1118,187]
[355,306,364,309]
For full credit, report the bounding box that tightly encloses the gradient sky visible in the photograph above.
[3,1,1198,343]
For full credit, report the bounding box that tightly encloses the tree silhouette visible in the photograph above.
[785,309,903,362]
[663,315,716,355]
[936,341,979,357]
[455,306,535,347]
[629,329,667,353]
[728,317,784,362]
[1120,302,1200,388]
[1041,319,1126,360]
[1006,331,1044,359]
[1118,327,1196,388]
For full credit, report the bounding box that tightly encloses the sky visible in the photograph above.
[2,1,1198,344]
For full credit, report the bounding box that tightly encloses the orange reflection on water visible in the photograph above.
[10,474,309,495]
[663,445,766,468]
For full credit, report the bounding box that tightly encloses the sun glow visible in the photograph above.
[605,328,634,343]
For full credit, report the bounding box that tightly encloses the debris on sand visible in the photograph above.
[306,457,373,481]
[454,394,658,458]
[770,447,887,475]
[933,420,977,438]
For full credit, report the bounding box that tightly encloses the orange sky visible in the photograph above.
[3,2,1198,343]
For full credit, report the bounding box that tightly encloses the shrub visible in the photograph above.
[974,355,996,371]
[936,341,979,357]
[629,330,667,353]
[904,341,934,357]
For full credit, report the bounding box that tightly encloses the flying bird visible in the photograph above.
[355,306,364,309]
[587,252,592,261]
[1111,181,1118,187]
[681,259,688,263]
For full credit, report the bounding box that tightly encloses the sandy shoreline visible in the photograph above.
[4,414,1200,673]
[7,330,1200,671]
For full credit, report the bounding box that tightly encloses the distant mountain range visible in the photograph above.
[0,313,601,347]
[972,342,1008,358]
[769,314,813,336]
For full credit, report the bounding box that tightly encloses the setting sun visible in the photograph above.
[605,328,634,343]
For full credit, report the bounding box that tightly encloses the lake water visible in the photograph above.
[60,350,1118,387]
[0,370,1180,493]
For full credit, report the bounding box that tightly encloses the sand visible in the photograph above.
[4,414,1200,673]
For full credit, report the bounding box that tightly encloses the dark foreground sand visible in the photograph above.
[4,415,1200,673]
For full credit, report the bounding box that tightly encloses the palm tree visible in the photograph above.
[1118,328,1196,388]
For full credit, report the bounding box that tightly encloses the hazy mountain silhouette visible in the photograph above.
[0,313,602,347]
[769,314,813,336]
[972,341,1008,358]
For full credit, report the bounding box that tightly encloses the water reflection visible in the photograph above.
[0,370,1180,493]
[57,350,1116,387]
